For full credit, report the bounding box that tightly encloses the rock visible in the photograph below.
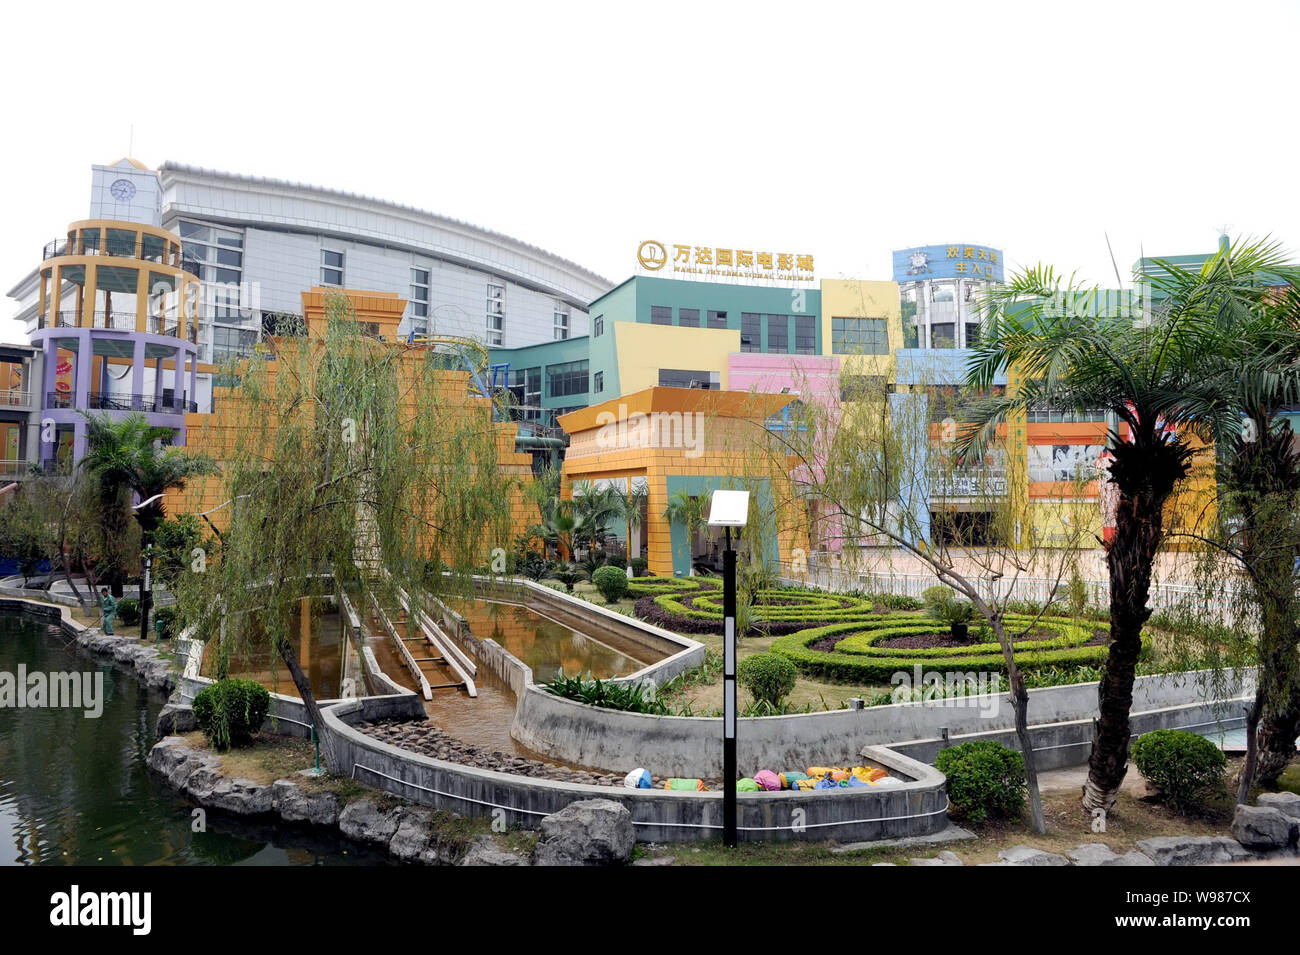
[146,737,220,790]
[338,798,401,847]
[1067,843,1155,866]
[156,703,196,737]
[534,799,635,866]
[459,835,531,866]
[1136,836,1253,866]
[272,780,341,826]
[388,808,433,861]
[997,845,1070,866]
[1231,805,1298,849]
[202,777,274,816]
[631,855,674,867]
[1257,792,1300,820]
[910,851,963,866]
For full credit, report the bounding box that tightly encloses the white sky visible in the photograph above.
[3,0,1298,342]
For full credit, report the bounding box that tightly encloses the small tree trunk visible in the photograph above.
[994,619,1045,833]
[278,636,336,771]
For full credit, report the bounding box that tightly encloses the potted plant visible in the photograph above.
[934,596,975,642]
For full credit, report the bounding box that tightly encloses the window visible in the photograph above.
[964,322,980,347]
[678,308,700,327]
[509,366,542,420]
[795,315,816,354]
[931,323,956,348]
[831,317,889,355]
[212,325,259,362]
[740,312,761,352]
[554,307,570,340]
[650,305,672,325]
[547,360,589,397]
[486,283,505,346]
[321,249,344,286]
[766,314,788,353]
[659,368,719,389]
[706,309,728,329]
[594,371,604,392]
[180,220,245,320]
[593,314,604,337]
[409,268,429,319]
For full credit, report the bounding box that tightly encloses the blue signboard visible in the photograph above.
[892,244,1004,283]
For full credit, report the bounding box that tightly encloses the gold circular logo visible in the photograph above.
[638,240,667,271]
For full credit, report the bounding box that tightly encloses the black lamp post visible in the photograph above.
[708,489,749,849]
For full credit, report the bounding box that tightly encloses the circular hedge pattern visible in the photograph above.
[769,616,1136,684]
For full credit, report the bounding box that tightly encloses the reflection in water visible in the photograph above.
[202,603,343,700]
[455,600,649,683]
[0,614,387,866]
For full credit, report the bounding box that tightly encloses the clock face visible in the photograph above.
[110,178,137,201]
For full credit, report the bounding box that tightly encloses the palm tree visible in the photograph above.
[621,479,648,559]
[962,247,1287,812]
[80,411,216,637]
[571,481,624,555]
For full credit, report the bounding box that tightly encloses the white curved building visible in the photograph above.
[9,158,612,365]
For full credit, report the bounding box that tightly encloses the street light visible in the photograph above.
[708,488,749,849]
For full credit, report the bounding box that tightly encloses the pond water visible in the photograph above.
[0,614,387,866]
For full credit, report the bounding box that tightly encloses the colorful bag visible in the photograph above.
[754,770,782,791]
[814,776,839,790]
[666,778,706,791]
[795,778,819,791]
[871,776,901,787]
[806,766,835,779]
[623,768,652,789]
[737,777,761,792]
[780,772,809,789]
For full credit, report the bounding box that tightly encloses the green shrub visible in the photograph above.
[544,674,667,714]
[592,565,630,603]
[116,598,141,627]
[192,678,272,751]
[629,557,648,577]
[1131,729,1227,813]
[935,740,1027,825]
[551,565,586,593]
[873,593,923,611]
[921,585,955,611]
[607,554,627,570]
[737,653,798,709]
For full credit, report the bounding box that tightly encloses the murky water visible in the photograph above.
[0,614,387,866]
[203,603,344,699]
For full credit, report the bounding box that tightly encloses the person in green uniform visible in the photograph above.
[100,587,117,635]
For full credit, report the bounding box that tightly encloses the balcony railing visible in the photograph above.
[43,237,187,270]
[0,389,32,407]
[39,310,195,342]
[45,391,197,415]
[0,460,29,479]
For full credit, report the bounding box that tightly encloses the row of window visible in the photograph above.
[740,313,816,354]
[830,317,889,355]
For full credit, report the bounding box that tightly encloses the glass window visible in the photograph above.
[593,314,604,337]
[650,305,672,325]
[795,315,816,354]
[547,360,589,397]
[831,317,889,355]
[410,268,429,318]
[321,249,344,286]
[658,368,719,389]
[594,371,604,392]
[964,322,980,347]
[486,283,505,345]
[706,309,728,329]
[678,308,700,327]
[554,308,569,340]
[766,314,788,353]
[509,366,542,419]
[740,312,761,352]
[931,323,956,348]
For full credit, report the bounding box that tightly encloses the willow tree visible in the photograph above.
[964,241,1295,812]
[176,291,516,763]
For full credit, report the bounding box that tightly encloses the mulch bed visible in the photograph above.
[810,626,1111,653]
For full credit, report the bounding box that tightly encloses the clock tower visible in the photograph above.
[89,157,161,226]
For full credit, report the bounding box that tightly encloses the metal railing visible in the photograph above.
[39,310,194,341]
[43,237,187,270]
[0,460,29,478]
[0,389,32,407]
[45,391,196,415]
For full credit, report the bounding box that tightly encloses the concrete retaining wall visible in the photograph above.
[321,695,950,843]
[512,669,1255,777]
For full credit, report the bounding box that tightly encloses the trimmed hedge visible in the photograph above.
[936,740,1027,825]
[770,617,1141,683]
[624,576,717,600]
[1131,729,1227,813]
